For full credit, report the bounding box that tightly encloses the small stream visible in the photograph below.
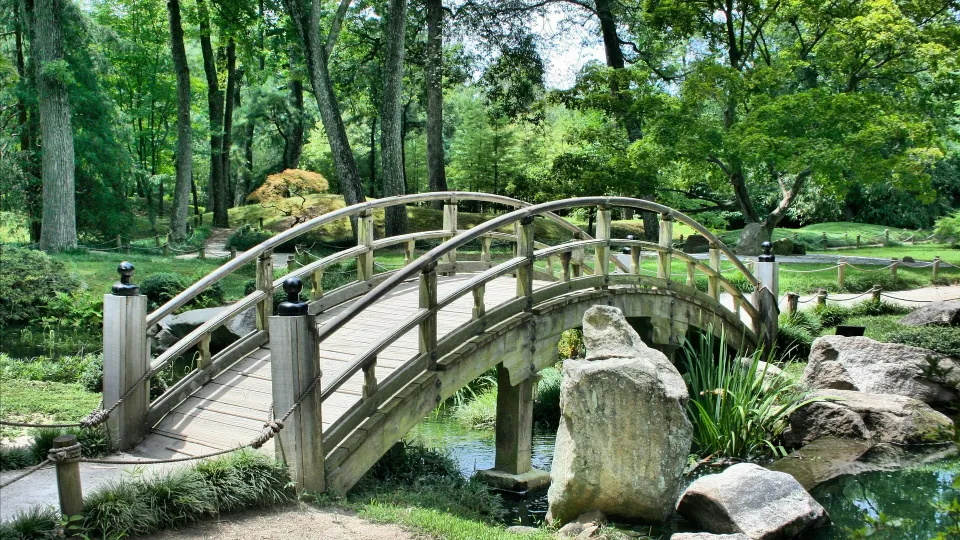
[408,416,960,538]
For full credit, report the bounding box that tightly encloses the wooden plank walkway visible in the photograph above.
[134,274,523,459]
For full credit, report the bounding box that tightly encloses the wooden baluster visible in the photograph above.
[481,236,492,265]
[420,263,438,370]
[571,232,584,277]
[733,295,742,319]
[517,216,535,309]
[595,206,611,280]
[404,239,415,266]
[362,356,378,400]
[708,244,721,302]
[473,285,485,319]
[443,199,458,274]
[311,269,324,301]
[560,251,572,283]
[198,334,212,369]
[630,243,641,276]
[657,213,673,280]
[686,260,696,288]
[256,250,274,331]
[358,209,374,281]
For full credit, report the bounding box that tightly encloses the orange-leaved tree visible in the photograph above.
[247,169,329,226]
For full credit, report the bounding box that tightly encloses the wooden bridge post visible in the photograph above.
[443,200,458,274]
[595,206,611,280]
[103,262,149,451]
[269,277,324,493]
[517,216,535,308]
[754,242,779,348]
[657,214,673,280]
[629,236,641,275]
[420,263,438,370]
[357,209,374,282]
[256,250,274,331]
[708,243,721,302]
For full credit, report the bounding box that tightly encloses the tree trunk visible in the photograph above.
[380,0,409,235]
[284,0,365,232]
[198,0,228,227]
[168,0,192,241]
[425,0,447,206]
[232,68,248,206]
[34,0,76,252]
[15,0,41,243]
[222,39,237,209]
[191,171,200,217]
[282,62,305,169]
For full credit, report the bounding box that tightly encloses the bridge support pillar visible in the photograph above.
[475,364,550,493]
[103,262,149,451]
[754,242,780,349]
[269,278,325,493]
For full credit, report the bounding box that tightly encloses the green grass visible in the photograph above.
[719,222,927,249]
[0,379,101,439]
[357,503,552,540]
[823,244,960,265]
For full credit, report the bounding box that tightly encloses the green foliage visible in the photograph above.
[533,366,562,429]
[0,353,101,391]
[0,379,101,438]
[451,388,498,429]
[935,212,960,242]
[0,506,61,539]
[140,272,225,311]
[886,326,960,358]
[0,247,81,326]
[29,426,111,463]
[682,333,817,459]
[225,225,274,252]
[557,328,585,359]
[777,313,817,361]
[814,304,853,328]
[0,447,35,471]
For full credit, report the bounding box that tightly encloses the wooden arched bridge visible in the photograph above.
[103,193,778,495]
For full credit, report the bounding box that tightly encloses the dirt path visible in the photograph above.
[141,504,421,540]
[174,226,290,267]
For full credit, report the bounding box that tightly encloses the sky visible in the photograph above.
[530,8,607,89]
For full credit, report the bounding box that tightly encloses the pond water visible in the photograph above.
[408,416,960,538]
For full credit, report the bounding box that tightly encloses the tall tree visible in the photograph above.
[424,0,448,204]
[222,38,238,209]
[34,0,76,251]
[197,0,228,227]
[167,0,192,241]
[380,0,409,235]
[283,0,366,225]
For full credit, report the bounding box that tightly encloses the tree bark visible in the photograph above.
[15,0,41,242]
[222,39,237,209]
[368,116,377,197]
[282,56,305,169]
[34,0,76,252]
[168,0,192,241]
[425,0,447,207]
[380,0,409,235]
[198,0,228,227]
[284,0,366,231]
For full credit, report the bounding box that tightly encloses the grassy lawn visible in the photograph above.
[0,379,101,439]
[822,244,960,265]
[719,222,928,248]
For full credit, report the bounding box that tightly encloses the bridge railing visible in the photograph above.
[134,192,606,432]
[306,197,769,461]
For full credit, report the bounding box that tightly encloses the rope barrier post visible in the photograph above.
[269,277,324,493]
[420,262,438,370]
[856,234,861,249]
[357,209,374,281]
[884,229,890,245]
[891,258,899,277]
[708,243,721,302]
[259,217,264,229]
[912,234,917,245]
[755,242,779,347]
[871,286,881,303]
[816,289,828,307]
[793,232,799,243]
[657,213,673,280]
[595,205,611,281]
[154,235,160,247]
[198,245,205,259]
[838,259,847,288]
[442,199,459,275]
[123,243,130,256]
[52,435,83,518]
[230,247,237,260]
[256,250,274,331]
[786,292,799,316]
[163,242,170,256]
[116,233,122,249]
[287,255,296,273]
[933,256,941,280]
[103,262,149,450]
[822,232,827,247]
[517,216,536,304]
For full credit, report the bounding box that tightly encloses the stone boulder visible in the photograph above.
[801,335,960,404]
[676,463,829,539]
[740,358,783,389]
[672,534,749,540]
[899,301,960,327]
[547,306,693,524]
[683,234,710,254]
[785,389,954,447]
[736,223,768,256]
[159,305,258,352]
[770,238,794,256]
[793,243,807,255]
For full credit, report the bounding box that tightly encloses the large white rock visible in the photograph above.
[676,463,829,539]
[801,335,960,404]
[899,301,960,326]
[547,306,693,524]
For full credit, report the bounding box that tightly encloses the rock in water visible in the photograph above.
[676,463,829,539]
[801,335,960,404]
[547,306,692,524]
[785,389,954,447]
[899,301,960,327]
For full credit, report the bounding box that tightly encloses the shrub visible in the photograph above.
[0,353,102,388]
[934,211,960,242]
[886,326,960,358]
[850,299,913,317]
[843,273,915,293]
[557,328,584,359]
[534,366,562,428]
[682,333,818,460]
[0,247,81,326]
[0,447,36,471]
[30,425,111,463]
[776,321,815,361]
[0,507,61,539]
[140,271,225,311]
[225,225,273,252]
[814,304,852,328]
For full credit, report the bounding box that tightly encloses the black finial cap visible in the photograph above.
[112,261,139,296]
[759,241,775,262]
[277,277,308,316]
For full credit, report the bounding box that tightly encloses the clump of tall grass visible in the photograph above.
[682,333,818,460]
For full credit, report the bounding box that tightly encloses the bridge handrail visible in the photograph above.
[311,196,758,406]
[146,192,587,327]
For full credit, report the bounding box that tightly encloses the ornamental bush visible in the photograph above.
[0,247,81,326]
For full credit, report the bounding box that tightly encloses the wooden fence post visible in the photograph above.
[517,216,535,305]
[856,234,861,248]
[838,259,847,288]
[287,255,296,273]
[786,292,799,316]
[198,245,205,259]
[884,229,890,244]
[116,233,122,249]
[443,200,458,274]
[657,213,673,280]
[259,217,264,228]
[420,263,438,370]
[230,247,237,260]
[103,262,149,450]
[256,250,274,331]
[52,434,83,518]
[816,289,828,307]
[269,278,324,493]
[891,258,899,277]
[933,256,941,280]
[357,210,374,281]
[822,232,827,246]
[871,286,881,302]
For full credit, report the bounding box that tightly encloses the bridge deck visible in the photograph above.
[134,274,526,459]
